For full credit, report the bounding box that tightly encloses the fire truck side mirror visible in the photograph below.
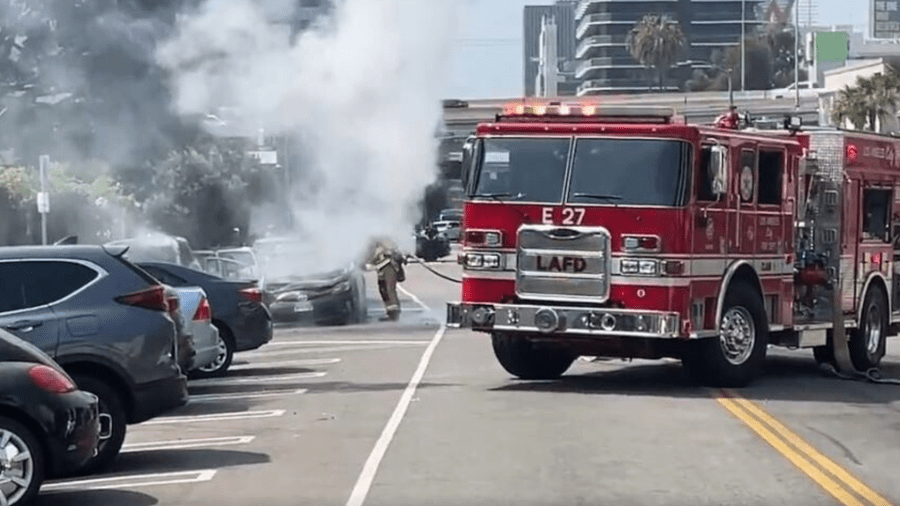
[709,145,729,197]
[461,135,477,191]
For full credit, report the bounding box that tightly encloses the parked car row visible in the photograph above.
[0,243,274,504]
[103,232,369,328]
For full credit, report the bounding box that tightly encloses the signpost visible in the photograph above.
[38,155,50,245]
[872,0,900,39]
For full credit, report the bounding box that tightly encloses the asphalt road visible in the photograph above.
[35,257,900,506]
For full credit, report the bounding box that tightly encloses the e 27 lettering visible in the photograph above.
[542,207,586,225]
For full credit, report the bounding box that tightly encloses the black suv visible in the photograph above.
[0,245,189,473]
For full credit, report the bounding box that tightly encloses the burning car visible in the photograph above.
[253,236,368,325]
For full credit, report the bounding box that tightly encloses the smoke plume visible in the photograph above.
[156,0,462,276]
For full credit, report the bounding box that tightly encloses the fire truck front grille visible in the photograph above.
[515,225,610,303]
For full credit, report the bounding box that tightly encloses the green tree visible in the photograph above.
[0,161,134,244]
[832,71,900,132]
[626,14,686,91]
[143,136,274,249]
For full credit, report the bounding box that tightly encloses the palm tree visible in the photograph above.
[626,14,686,91]
[832,85,868,130]
[832,72,900,132]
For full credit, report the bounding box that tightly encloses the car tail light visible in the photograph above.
[194,297,212,321]
[115,285,169,312]
[28,365,76,394]
[239,287,262,303]
[167,295,180,316]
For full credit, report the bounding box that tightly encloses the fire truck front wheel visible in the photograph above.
[683,281,769,388]
[849,286,888,371]
[491,332,576,380]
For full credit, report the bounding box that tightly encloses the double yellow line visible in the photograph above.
[716,390,892,506]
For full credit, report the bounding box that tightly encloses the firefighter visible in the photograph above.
[714,105,741,129]
[364,237,406,321]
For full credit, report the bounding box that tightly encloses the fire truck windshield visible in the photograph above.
[471,138,570,203]
[470,137,691,207]
[567,138,691,207]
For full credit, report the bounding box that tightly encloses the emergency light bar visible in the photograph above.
[497,103,677,124]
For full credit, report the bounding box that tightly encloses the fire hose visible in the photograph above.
[404,254,462,284]
[819,284,900,385]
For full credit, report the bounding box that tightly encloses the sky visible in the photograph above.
[443,0,873,100]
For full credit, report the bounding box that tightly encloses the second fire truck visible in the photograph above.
[446,102,900,387]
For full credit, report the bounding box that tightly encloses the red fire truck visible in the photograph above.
[446,102,900,387]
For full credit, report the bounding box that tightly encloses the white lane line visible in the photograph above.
[122,436,255,453]
[368,307,426,314]
[398,285,431,312]
[42,470,217,493]
[142,409,286,425]
[189,388,308,403]
[187,371,326,387]
[229,358,341,370]
[241,344,425,359]
[345,306,445,506]
[264,340,430,346]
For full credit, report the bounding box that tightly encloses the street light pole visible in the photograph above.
[794,0,800,109]
[728,73,734,107]
[741,0,746,92]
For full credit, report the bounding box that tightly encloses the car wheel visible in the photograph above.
[192,326,235,379]
[69,376,126,475]
[0,416,45,506]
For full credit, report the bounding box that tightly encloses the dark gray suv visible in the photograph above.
[0,245,189,474]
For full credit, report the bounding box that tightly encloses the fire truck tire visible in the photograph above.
[491,332,576,380]
[683,281,768,388]
[848,286,888,371]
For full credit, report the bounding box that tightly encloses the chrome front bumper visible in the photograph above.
[446,302,682,339]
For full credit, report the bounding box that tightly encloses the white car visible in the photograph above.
[432,209,462,242]
[170,286,220,375]
[769,81,820,99]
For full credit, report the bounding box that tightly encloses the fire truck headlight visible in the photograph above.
[484,232,502,247]
[465,252,502,270]
[621,259,639,274]
[482,254,501,268]
[638,260,658,275]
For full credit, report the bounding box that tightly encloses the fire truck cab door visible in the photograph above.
[693,144,731,255]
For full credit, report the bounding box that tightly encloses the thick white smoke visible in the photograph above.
[156,0,462,276]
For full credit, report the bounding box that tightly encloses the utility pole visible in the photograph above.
[741,0,746,91]
[37,155,50,246]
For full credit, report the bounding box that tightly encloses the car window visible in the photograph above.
[140,265,189,287]
[0,261,99,313]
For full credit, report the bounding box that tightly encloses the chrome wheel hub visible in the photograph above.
[0,429,34,505]
[199,335,228,372]
[866,302,883,356]
[719,307,755,366]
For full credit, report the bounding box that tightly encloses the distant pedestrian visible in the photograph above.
[365,237,406,322]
